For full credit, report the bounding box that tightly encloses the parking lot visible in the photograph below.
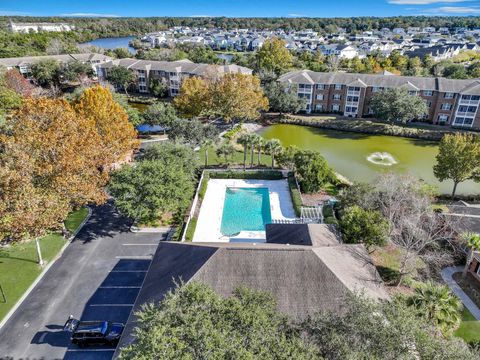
[0,202,166,360]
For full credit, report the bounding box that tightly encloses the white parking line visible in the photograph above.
[99,286,141,289]
[67,348,115,352]
[115,255,152,259]
[89,304,134,307]
[109,270,147,273]
[122,243,159,246]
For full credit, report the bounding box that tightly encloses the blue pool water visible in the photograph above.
[220,187,272,236]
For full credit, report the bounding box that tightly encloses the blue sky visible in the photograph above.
[2,0,480,18]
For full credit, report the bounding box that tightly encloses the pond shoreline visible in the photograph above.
[266,114,474,142]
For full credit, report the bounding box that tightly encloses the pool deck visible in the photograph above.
[192,179,296,243]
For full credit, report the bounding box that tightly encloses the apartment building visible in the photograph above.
[279,70,480,129]
[8,21,74,33]
[0,53,112,78]
[97,58,252,96]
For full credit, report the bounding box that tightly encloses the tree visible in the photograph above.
[30,59,61,86]
[216,141,235,165]
[109,160,194,225]
[202,138,215,167]
[277,145,299,172]
[140,142,199,178]
[173,76,210,118]
[4,69,35,96]
[111,93,142,126]
[263,82,305,114]
[433,133,480,198]
[60,61,94,83]
[256,38,293,75]
[142,102,177,127]
[168,118,218,147]
[250,134,263,167]
[118,282,315,360]
[106,65,136,94]
[370,88,428,124]
[293,150,334,193]
[462,232,480,277]
[264,138,282,169]
[0,87,23,116]
[174,74,268,122]
[406,282,462,335]
[336,182,376,211]
[149,78,168,97]
[237,133,250,170]
[210,73,269,122]
[339,205,389,251]
[74,85,139,166]
[3,97,108,208]
[303,293,478,360]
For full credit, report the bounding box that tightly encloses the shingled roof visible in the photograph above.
[116,234,388,354]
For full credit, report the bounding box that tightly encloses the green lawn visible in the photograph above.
[199,148,273,168]
[455,307,480,344]
[0,208,89,321]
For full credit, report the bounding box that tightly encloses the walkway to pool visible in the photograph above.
[193,179,296,243]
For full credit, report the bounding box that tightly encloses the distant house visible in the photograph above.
[318,44,358,59]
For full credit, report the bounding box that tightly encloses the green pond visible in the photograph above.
[260,124,479,195]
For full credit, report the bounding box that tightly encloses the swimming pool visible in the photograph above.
[220,187,272,236]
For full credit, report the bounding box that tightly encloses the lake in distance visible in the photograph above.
[80,36,136,54]
[260,124,479,195]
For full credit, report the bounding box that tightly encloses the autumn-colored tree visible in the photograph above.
[173,76,210,118]
[74,85,139,166]
[4,69,35,96]
[0,151,69,244]
[256,38,293,75]
[3,97,108,208]
[210,73,269,122]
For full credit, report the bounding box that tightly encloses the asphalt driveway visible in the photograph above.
[0,202,166,360]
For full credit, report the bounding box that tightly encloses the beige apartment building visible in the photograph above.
[279,70,480,129]
[97,58,252,97]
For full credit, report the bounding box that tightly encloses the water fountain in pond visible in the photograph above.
[366,152,398,166]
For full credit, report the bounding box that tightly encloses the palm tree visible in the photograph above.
[256,137,265,166]
[264,139,282,169]
[249,134,262,168]
[202,139,214,167]
[237,133,250,170]
[462,232,480,277]
[216,141,235,165]
[408,281,462,335]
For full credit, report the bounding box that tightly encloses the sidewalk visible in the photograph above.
[441,266,480,320]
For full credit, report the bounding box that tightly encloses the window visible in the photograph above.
[438,114,449,123]
[372,86,384,93]
[408,90,418,96]
[423,90,433,96]
[333,94,341,101]
[345,106,357,113]
[332,104,340,111]
[316,94,324,101]
[444,92,454,99]
[458,105,477,113]
[315,104,323,111]
[347,96,359,102]
[316,84,327,90]
[441,103,452,110]
[453,117,474,127]
[299,84,312,91]
[425,101,432,108]
[171,88,179,96]
[335,84,342,90]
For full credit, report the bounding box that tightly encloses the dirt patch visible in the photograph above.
[302,192,332,206]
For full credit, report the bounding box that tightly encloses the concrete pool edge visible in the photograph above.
[192,179,296,243]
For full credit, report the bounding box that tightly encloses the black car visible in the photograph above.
[64,316,124,347]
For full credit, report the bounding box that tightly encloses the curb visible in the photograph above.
[130,225,171,233]
[0,207,93,330]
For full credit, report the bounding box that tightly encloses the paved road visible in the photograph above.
[0,202,166,360]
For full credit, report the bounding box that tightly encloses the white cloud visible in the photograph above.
[190,14,213,17]
[287,13,306,17]
[389,0,469,4]
[424,6,480,13]
[60,13,120,17]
